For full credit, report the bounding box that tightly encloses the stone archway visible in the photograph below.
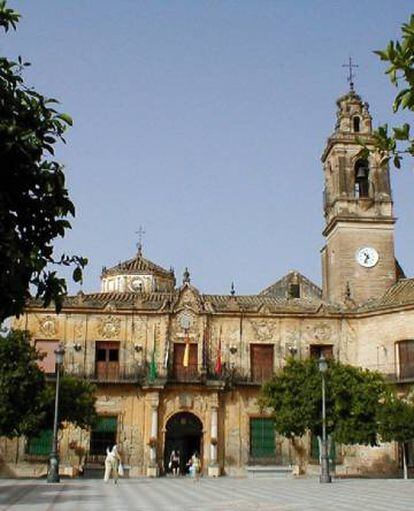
[164,412,203,475]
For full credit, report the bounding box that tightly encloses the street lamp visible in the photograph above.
[318,354,332,484]
[47,343,65,483]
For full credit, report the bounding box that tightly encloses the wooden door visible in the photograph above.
[96,341,120,381]
[173,343,198,380]
[250,344,274,382]
[398,340,414,379]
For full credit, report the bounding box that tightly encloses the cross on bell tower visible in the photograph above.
[342,57,358,92]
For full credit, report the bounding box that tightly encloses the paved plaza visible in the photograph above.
[0,477,414,511]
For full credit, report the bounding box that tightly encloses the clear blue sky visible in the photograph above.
[3,1,414,295]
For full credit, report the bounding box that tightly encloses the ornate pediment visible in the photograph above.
[96,315,121,339]
[173,284,202,314]
[250,318,279,342]
[38,315,58,338]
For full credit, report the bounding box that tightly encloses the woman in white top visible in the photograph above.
[104,445,121,483]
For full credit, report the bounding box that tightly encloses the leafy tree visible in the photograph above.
[0,329,46,437]
[260,358,389,446]
[372,14,414,169]
[0,1,87,322]
[378,395,414,479]
[40,375,97,431]
[0,329,97,438]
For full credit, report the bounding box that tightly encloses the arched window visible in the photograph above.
[354,159,369,198]
[353,116,360,132]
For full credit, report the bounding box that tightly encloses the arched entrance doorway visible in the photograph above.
[164,412,203,474]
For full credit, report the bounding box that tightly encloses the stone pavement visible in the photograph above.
[0,476,413,511]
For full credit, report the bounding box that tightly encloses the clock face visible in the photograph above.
[356,247,379,268]
[179,311,193,330]
[129,277,144,292]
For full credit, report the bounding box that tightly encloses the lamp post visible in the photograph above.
[318,354,332,484]
[47,343,65,483]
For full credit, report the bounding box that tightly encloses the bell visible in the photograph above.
[356,166,368,180]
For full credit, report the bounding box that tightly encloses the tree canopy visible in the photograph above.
[0,329,96,437]
[260,358,389,446]
[0,1,86,322]
[41,375,97,432]
[373,13,414,169]
[0,329,45,437]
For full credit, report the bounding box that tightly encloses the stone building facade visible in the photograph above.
[2,87,414,478]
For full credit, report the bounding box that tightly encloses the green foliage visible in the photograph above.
[40,375,98,431]
[260,358,388,446]
[0,329,97,437]
[0,1,87,321]
[378,395,414,444]
[0,329,46,437]
[374,13,414,168]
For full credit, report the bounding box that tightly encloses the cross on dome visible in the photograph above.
[135,225,146,256]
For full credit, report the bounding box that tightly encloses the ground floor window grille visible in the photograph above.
[250,418,275,459]
[89,416,117,456]
[26,429,53,456]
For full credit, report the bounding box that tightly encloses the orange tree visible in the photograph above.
[0,1,86,321]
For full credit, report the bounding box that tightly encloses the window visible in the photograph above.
[310,345,333,360]
[172,343,198,381]
[95,341,120,381]
[354,159,369,198]
[398,340,414,379]
[250,344,274,382]
[353,116,360,132]
[250,418,275,459]
[26,429,52,456]
[35,340,60,374]
[288,283,300,298]
[405,441,414,467]
[89,416,117,456]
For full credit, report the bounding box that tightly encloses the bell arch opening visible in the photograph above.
[164,412,203,475]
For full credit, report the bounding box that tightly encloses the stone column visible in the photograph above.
[147,397,159,477]
[208,404,220,477]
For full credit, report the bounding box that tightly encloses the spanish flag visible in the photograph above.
[215,326,222,375]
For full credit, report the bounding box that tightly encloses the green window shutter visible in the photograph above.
[26,429,53,456]
[95,416,117,433]
[250,418,275,458]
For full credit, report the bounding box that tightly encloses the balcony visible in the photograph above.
[169,363,203,383]
[61,362,275,387]
[65,363,148,384]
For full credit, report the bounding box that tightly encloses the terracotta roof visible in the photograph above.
[101,252,174,279]
[203,294,329,313]
[61,291,175,310]
[26,288,336,314]
[260,270,322,300]
[376,279,414,307]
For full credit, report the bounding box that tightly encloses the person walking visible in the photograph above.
[169,449,180,476]
[188,452,201,482]
[104,445,122,484]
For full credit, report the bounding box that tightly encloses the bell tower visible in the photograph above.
[321,87,396,304]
